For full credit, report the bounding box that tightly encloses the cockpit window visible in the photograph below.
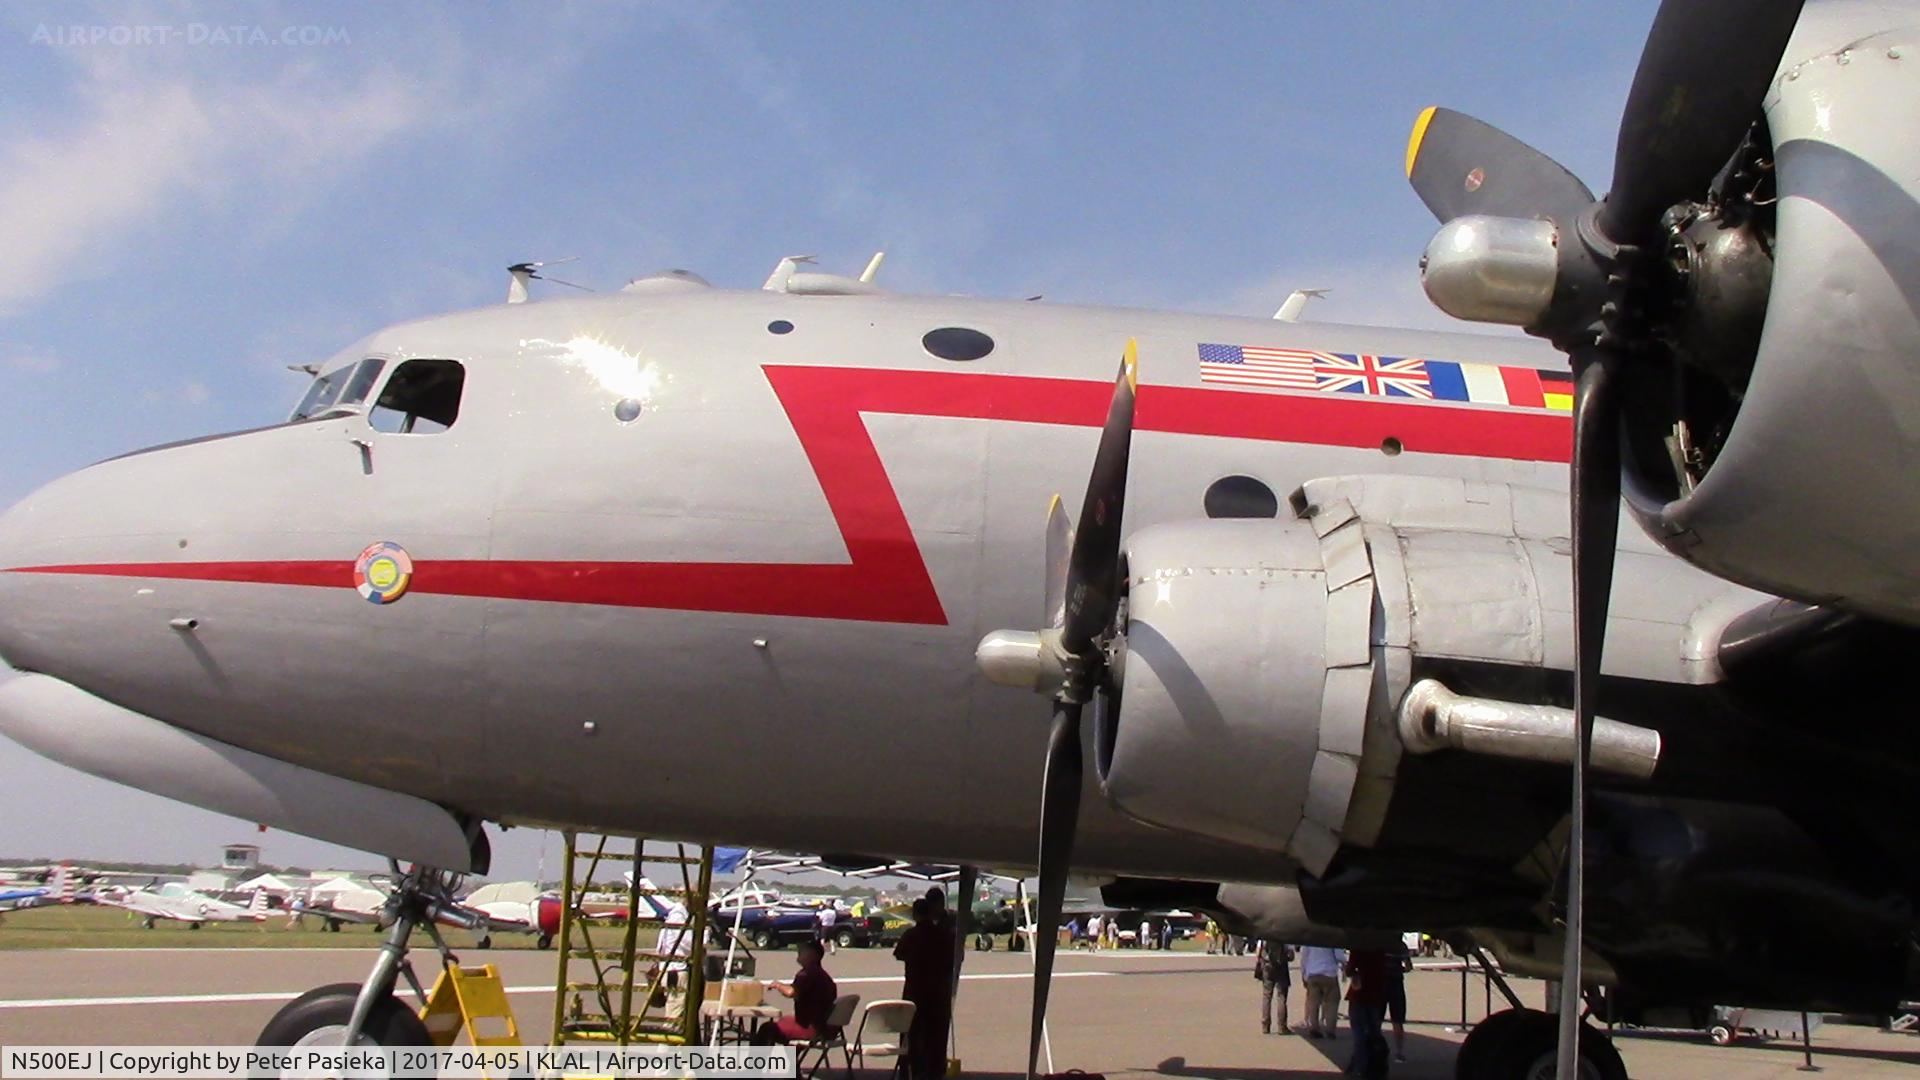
[290,358,386,421]
[369,358,465,434]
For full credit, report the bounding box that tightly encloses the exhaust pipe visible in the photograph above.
[1397,679,1661,781]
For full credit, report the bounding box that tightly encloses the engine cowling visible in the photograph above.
[1620,13,1920,626]
[1093,474,1758,875]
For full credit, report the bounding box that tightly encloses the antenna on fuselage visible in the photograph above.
[506,257,590,303]
[763,255,817,291]
[859,251,886,283]
[1274,287,1330,322]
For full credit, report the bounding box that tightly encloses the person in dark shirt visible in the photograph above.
[1344,948,1390,1077]
[753,939,839,1045]
[894,898,956,1080]
[1384,938,1413,1063]
[1254,939,1293,1035]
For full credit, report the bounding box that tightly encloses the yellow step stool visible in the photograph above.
[419,964,523,1048]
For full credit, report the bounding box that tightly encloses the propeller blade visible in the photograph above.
[1028,699,1084,1080]
[1555,346,1623,1080]
[1062,341,1138,656]
[1045,495,1071,630]
[1405,107,1594,224]
[541,276,593,292]
[1600,0,1806,242]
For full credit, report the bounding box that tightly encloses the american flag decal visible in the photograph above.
[1196,342,1571,412]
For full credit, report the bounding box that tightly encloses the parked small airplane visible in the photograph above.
[287,879,387,932]
[97,882,269,929]
[0,862,73,915]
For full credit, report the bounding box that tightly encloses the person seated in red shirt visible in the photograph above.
[753,939,839,1045]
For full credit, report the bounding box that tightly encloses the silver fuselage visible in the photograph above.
[0,289,1599,881]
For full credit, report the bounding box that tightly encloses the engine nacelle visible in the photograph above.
[1094,475,1757,875]
[1622,8,1920,627]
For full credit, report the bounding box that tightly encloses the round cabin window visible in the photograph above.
[1203,475,1279,519]
[922,327,995,362]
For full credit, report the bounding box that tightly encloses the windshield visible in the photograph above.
[290,358,386,421]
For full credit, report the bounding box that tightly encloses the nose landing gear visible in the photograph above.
[1455,1008,1628,1080]
[254,862,479,1056]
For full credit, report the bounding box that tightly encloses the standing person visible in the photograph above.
[894,898,956,1080]
[1087,913,1103,951]
[1254,939,1293,1035]
[1385,937,1413,1063]
[753,939,838,1046]
[1344,948,1390,1078]
[1206,919,1221,954]
[1299,945,1345,1039]
[816,900,839,954]
[1159,919,1175,951]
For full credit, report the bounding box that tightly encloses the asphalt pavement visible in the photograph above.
[3,945,1917,1078]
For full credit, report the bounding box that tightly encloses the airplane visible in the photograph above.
[95,881,270,929]
[0,861,74,915]
[0,0,1915,1074]
[288,878,388,932]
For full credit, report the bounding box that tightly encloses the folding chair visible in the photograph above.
[847,999,916,1077]
[795,993,860,1080]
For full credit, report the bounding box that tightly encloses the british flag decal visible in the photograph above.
[1310,353,1434,398]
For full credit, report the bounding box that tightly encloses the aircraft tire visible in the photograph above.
[537,933,554,950]
[1708,1023,1736,1046]
[974,933,993,952]
[253,983,431,1067]
[1464,1008,1626,1080]
[142,917,156,930]
[326,920,342,933]
[1455,1008,1532,1079]
[475,935,492,950]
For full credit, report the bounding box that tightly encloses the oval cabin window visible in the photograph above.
[1203,475,1279,519]
[922,327,995,362]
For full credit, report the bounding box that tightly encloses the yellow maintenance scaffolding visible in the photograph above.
[548,833,715,1046]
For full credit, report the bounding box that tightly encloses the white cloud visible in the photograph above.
[3,352,63,373]
[139,380,214,406]
[1212,256,1528,336]
[0,31,461,315]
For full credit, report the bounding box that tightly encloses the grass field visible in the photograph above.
[0,904,538,951]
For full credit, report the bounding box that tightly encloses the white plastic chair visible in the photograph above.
[796,993,861,1079]
[847,999,916,1076]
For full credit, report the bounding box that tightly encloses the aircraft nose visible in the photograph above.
[0,497,32,669]
[0,456,173,680]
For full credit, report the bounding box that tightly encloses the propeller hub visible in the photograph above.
[975,629,1070,695]
[1420,215,1561,327]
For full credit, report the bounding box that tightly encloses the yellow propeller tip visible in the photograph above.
[1406,106,1438,179]
[1122,338,1139,391]
[1046,492,1063,516]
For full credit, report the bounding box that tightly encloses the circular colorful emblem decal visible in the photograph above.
[354,541,414,605]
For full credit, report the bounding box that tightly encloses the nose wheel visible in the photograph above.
[1455,1009,1627,1080]
[253,862,476,1058]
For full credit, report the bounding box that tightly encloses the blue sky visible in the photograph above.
[0,1,1655,878]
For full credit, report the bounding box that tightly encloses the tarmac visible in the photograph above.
[3,945,1918,1078]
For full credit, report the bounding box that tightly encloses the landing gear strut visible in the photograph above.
[254,862,479,1055]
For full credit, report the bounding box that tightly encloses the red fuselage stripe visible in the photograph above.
[8,366,1571,623]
